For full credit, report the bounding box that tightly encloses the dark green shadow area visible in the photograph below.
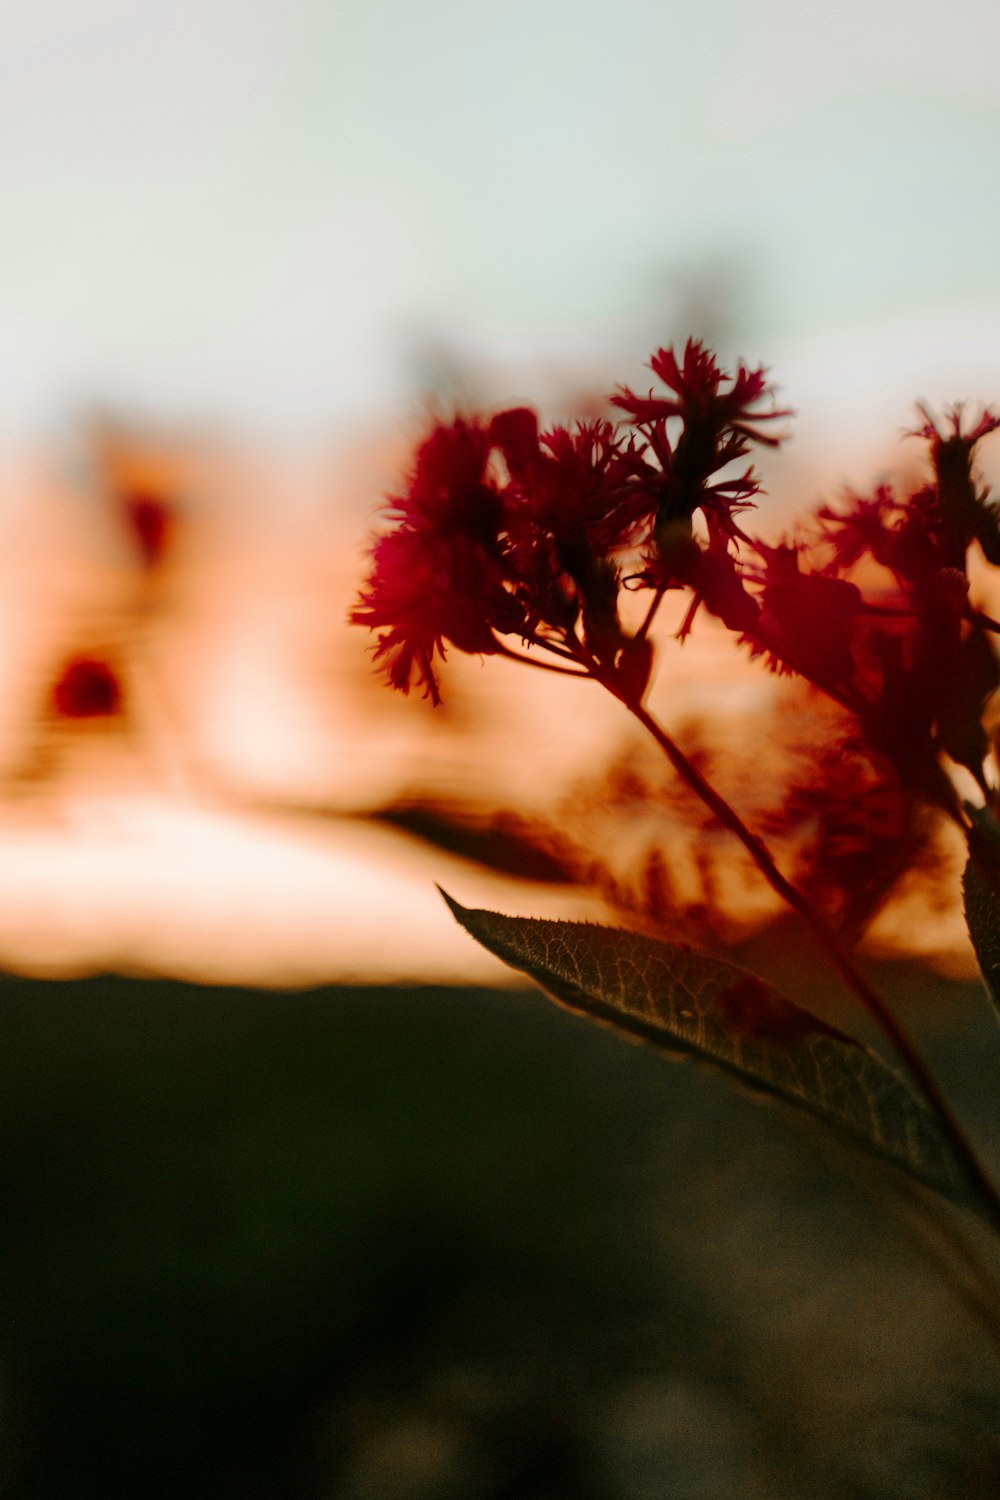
[0,968,996,1499]
[0,977,677,1499]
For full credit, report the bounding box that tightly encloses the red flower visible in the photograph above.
[121,487,176,571]
[51,657,123,719]
[490,410,640,544]
[487,407,541,485]
[909,402,1000,450]
[352,342,794,699]
[759,429,1000,797]
[611,339,792,588]
[494,415,639,650]
[809,407,1000,792]
[763,732,921,938]
[351,419,526,703]
[742,541,864,692]
[909,403,1000,566]
[615,340,790,449]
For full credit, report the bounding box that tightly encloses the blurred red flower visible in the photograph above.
[613,337,792,563]
[121,488,176,571]
[350,419,526,703]
[51,657,123,719]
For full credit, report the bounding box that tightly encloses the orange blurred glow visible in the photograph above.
[0,428,984,986]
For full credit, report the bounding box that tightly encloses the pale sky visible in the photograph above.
[3,0,1000,444]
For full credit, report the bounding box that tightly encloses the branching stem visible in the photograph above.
[602,677,1000,1236]
[494,641,590,678]
[634,585,666,644]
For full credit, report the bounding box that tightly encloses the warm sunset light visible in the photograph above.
[7,5,1000,1498]
[0,418,984,984]
[0,0,998,995]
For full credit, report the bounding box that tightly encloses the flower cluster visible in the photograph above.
[353,339,1000,827]
[741,406,1000,804]
[351,339,790,702]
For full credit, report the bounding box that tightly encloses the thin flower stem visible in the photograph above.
[633,585,666,644]
[494,642,590,678]
[609,683,1000,1235]
[519,633,581,663]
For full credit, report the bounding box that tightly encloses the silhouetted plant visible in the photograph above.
[353,339,1000,1332]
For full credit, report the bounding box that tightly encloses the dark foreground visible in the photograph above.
[1,954,999,1499]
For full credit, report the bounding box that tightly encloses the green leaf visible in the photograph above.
[441,891,975,1211]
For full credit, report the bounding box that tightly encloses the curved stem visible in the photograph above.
[494,641,590,678]
[519,633,581,662]
[634,585,666,644]
[608,682,1000,1234]
[975,609,1000,636]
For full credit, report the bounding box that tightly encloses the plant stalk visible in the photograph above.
[610,683,1000,1235]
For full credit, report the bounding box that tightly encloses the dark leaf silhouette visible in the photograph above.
[963,851,1000,1024]
[371,802,580,884]
[442,892,976,1210]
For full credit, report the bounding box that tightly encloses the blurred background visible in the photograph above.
[2,0,1000,982]
[3,1,1000,1495]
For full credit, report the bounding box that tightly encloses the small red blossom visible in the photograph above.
[350,418,525,704]
[487,407,541,485]
[763,732,921,938]
[51,657,123,719]
[615,340,791,449]
[390,417,501,538]
[818,487,899,574]
[121,487,176,570]
[909,402,1000,449]
[761,403,1000,799]
[909,403,1000,567]
[677,530,760,639]
[742,541,864,692]
[499,419,640,657]
[491,411,641,546]
[352,340,795,701]
[611,339,792,591]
